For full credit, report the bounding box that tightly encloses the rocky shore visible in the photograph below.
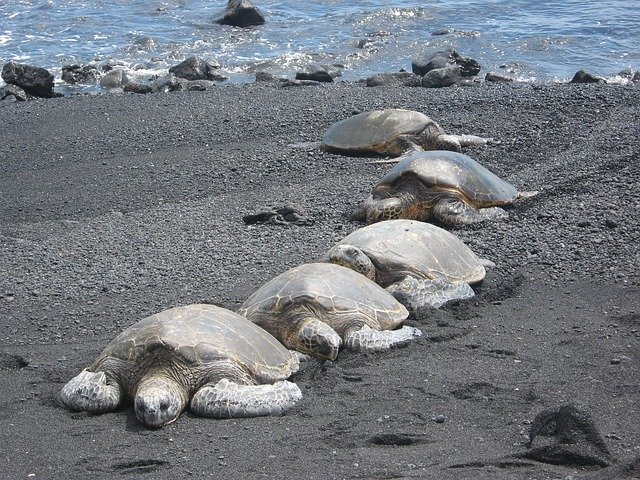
[0,81,638,479]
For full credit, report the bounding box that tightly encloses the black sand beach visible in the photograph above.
[0,82,638,479]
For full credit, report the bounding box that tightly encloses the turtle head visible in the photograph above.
[134,376,187,428]
[324,244,376,282]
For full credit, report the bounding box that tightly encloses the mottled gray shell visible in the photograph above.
[91,304,298,382]
[335,219,486,286]
[238,263,408,331]
[322,109,440,154]
[375,150,518,205]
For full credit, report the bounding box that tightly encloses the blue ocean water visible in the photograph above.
[0,0,638,87]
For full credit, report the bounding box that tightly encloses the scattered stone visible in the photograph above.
[242,205,314,226]
[295,64,341,83]
[412,49,481,78]
[151,74,189,93]
[433,414,446,423]
[169,56,227,81]
[186,79,218,91]
[130,36,157,51]
[366,72,419,87]
[215,0,265,28]
[255,71,278,82]
[123,82,152,94]
[281,79,321,87]
[99,69,128,89]
[0,84,28,102]
[604,218,617,229]
[421,64,461,88]
[61,64,101,84]
[570,69,605,84]
[1,61,55,98]
[485,72,514,83]
[369,433,429,446]
[616,67,635,80]
[633,71,640,82]
[432,28,454,36]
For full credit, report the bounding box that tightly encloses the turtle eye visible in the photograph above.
[160,400,169,411]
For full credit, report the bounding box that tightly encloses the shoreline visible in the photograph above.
[1,81,638,479]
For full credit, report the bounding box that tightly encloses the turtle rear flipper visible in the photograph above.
[345,324,421,352]
[434,197,509,226]
[190,378,302,418]
[60,369,122,413]
[436,133,490,152]
[386,276,475,311]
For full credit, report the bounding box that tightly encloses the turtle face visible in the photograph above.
[325,245,376,281]
[134,377,186,428]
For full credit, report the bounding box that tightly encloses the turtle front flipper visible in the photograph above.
[386,276,475,311]
[344,324,421,352]
[190,378,302,418]
[287,317,342,360]
[359,195,416,224]
[60,369,122,413]
[433,197,508,226]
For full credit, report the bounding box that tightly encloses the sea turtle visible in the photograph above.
[237,263,421,360]
[356,150,538,226]
[60,304,302,427]
[323,219,494,310]
[321,108,489,157]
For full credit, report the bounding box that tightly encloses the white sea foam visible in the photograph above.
[0,34,11,45]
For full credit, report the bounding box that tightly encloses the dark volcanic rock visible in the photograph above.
[215,0,265,28]
[61,64,102,84]
[295,64,341,83]
[570,69,606,84]
[421,65,461,88]
[168,56,227,81]
[281,79,321,87]
[0,84,28,101]
[243,205,315,226]
[412,49,481,77]
[255,71,278,82]
[1,61,55,98]
[123,83,152,94]
[186,79,218,91]
[366,72,420,87]
[151,74,189,93]
[485,72,514,83]
[99,69,128,89]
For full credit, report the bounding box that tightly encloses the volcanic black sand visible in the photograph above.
[0,81,638,479]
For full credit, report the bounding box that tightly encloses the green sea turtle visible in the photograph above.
[60,304,302,427]
[323,219,493,310]
[322,108,489,157]
[237,263,421,360]
[356,150,538,226]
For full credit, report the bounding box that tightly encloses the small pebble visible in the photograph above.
[610,358,621,364]
[433,414,446,423]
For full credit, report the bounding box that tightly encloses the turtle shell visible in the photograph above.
[335,219,486,286]
[238,263,408,331]
[322,109,438,154]
[92,304,298,383]
[374,150,518,205]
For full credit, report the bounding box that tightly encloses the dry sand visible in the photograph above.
[0,81,638,479]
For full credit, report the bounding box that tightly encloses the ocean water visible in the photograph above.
[0,0,638,89]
